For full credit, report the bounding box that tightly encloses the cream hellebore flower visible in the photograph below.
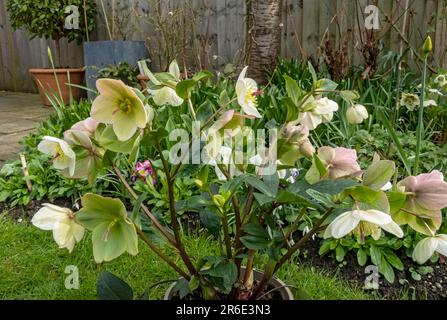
[346,104,369,124]
[31,204,85,252]
[412,235,447,264]
[148,60,184,107]
[91,79,148,141]
[423,99,437,107]
[236,66,262,118]
[317,146,361,179]
[400,93,420,111]
[324,209,403,240]
[434,74,447,88]
[298,96,339,130]
[38,136,76,176]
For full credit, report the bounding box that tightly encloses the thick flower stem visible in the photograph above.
[156,141,198,276]
[136,227,190,280]
[414,57,428,175]
[113,165,177,247]
[250,208,334,300]
[187,98,197,120]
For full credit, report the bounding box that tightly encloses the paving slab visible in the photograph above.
[0,91,51,165]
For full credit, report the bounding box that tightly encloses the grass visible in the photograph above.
[0,215,374,300]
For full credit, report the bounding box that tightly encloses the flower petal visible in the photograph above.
[113,112,138,141]
[96,79,130,99]
[91,95,116,124]
[412,237,438,264]
[355,209,392,225]
[326,211,360,239]
[380,221,404,238]
[31,205,70,230]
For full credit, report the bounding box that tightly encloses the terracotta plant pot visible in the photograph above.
[29,68,85,106]
[164,268,294,300]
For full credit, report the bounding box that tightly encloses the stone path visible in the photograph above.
[0,91,52,165]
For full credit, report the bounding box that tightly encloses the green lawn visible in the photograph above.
[0,215,374,300]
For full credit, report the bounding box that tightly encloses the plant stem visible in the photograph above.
[136,227,190,280]
[187,98,197,120]
[242,250,255,287]
[250,208,334,300]
[414,57,428,175]
[221,209,233,259]
[155,141,198,276]
[113,165,177,246]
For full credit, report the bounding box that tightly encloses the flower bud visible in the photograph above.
[346,104,369,124]
[194,179,204,188]
[423,36,432,57]
[213,195,226,208]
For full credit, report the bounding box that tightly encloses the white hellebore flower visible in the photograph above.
[346,104,369,124]
[324,209,403,239]
[412,235,447,264]
[38,136,76,176]
[31,204,85,252]
[149,60,184,107]
[434,74,447,88]
[298,97,339,130]
[236,66,262,118]
[400,93,420,111]
[423,99,437,107]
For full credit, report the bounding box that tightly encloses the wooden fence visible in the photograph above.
[1,0,446,92]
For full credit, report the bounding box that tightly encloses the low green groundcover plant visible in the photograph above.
[28,56,447,300]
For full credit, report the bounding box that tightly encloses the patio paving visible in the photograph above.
[0,91,52,166]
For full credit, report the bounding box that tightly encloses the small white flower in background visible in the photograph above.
[17,218,23,223]
[168,11,174,16]
[298,96,339,130]
[38,136,76,176]
[434,74,447,88]
[212,55,218,60]
[412,235,447,264]
[324,209,403,239]
[236,66,262,118]
[428,88,444,96]
[400,93,420,111]
[423,99,437,107]
[346,104,369,124]
[149,60,184,107]
[31,204,85,253]
[286,169,300,184]
[303,226,316,240]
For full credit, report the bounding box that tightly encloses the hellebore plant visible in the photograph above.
[32,60,447,300]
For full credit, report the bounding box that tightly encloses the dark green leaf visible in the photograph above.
[97,271,133,300]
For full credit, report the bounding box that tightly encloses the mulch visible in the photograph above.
[2,197,446,300]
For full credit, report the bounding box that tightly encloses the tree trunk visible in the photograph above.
[245,0,283,84]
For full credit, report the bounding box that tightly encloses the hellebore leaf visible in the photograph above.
[284,75,302,106]
[97,271,133,300]
[176,79,196,99]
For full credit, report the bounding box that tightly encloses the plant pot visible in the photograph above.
[29,68,85,106]
[164,268,294,300]
[83,41,147,100]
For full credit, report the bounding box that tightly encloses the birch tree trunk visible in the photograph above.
[245,0,283,84]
